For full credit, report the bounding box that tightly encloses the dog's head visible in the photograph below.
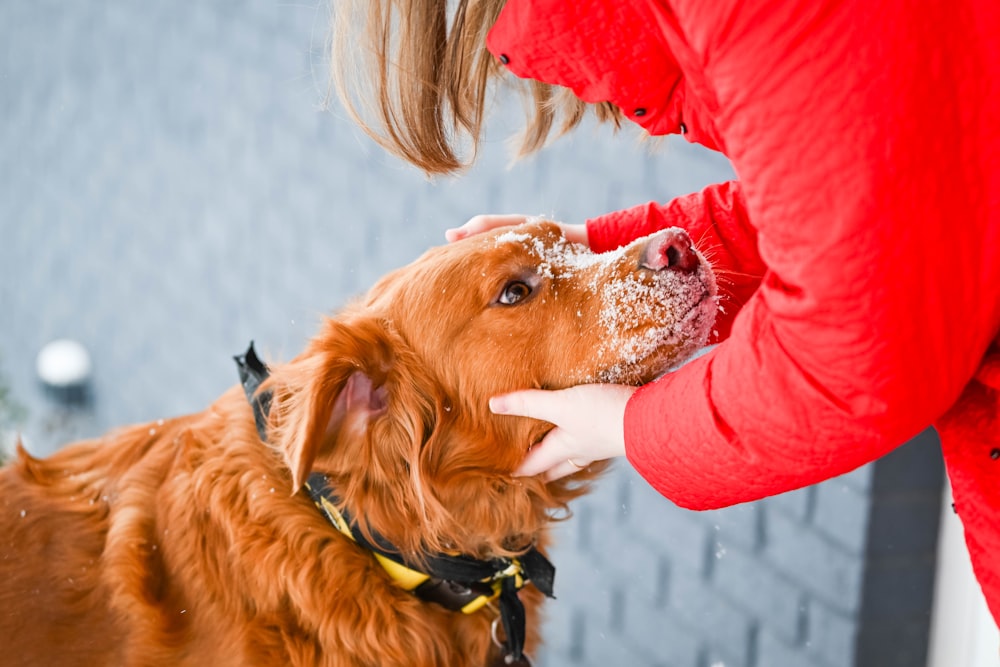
[265,220,716,558]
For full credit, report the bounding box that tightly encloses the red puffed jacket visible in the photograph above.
[488,0,1000,620]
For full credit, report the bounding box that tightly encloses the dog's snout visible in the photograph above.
[639,228,699,273]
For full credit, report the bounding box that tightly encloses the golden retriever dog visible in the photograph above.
[0,220,716,667]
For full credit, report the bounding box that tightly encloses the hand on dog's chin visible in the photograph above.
[489,383,635,482]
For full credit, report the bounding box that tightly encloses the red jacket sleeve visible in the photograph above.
[586,180,765,343]
[625,0,1000,509]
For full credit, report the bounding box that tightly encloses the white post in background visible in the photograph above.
[928,480,999,667]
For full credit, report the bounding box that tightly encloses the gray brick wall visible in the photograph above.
[0,3,943,666]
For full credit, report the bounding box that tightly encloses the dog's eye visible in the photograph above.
[498,281,532,305]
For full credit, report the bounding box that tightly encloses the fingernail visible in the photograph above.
[445,228,464,242]
[513,461,534,477]
[489,396,507,414]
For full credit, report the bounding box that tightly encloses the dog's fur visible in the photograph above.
[0,221,715,667]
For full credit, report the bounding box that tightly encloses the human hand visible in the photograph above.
[489,383,636,481]
[445,214,589,246]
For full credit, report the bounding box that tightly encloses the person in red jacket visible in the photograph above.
[332,0,1000,624]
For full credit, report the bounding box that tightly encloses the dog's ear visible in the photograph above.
[287,366,389,492]
[266,317,389,491]
[266,316,433,494]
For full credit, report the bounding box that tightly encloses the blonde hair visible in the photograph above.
[329,0,620,175]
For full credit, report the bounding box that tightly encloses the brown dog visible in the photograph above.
[0,221,716,667]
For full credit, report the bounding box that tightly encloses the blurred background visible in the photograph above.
[0,2,968,666]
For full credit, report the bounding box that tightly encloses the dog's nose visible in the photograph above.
[639,228,699,273]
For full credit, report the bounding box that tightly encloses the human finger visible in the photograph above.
[544,456,594,481]
[489,388,570,425]
[445,214,530,242]
[515,431,592,479]
[559,223,590,247]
